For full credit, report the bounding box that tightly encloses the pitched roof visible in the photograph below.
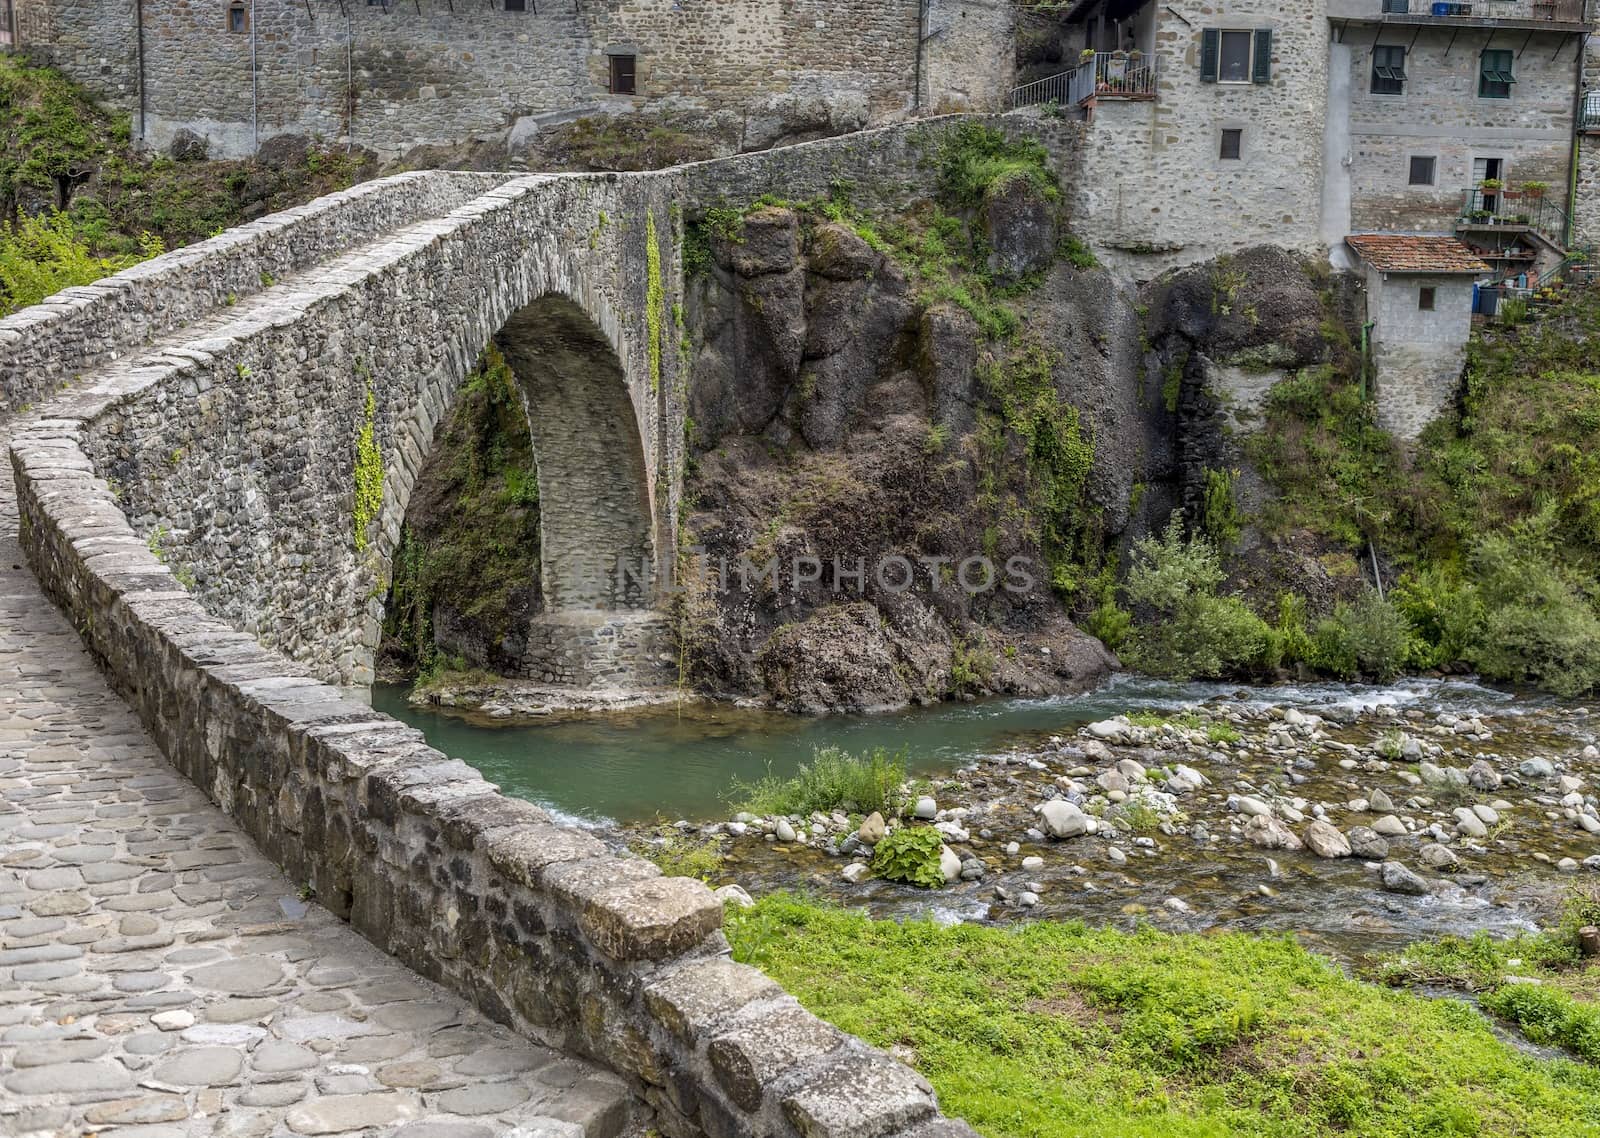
[1346,234,1492,275]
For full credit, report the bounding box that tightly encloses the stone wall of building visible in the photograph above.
[1341,26,1580,234]
[1069,0,1330,277]
[1575,38,1600,248]
[1365,266,1475,439]
[19,0,1019,159]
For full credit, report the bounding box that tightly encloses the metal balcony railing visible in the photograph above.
[1582,90,1600,131]
[1009,52,1160,110]
[1375,0,1588,19]
[1458,187,1570,247]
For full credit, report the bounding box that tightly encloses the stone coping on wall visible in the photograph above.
[0,169,505,416]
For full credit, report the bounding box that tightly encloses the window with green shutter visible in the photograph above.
[1203,29,1272,84]
[1478,49,1514,99]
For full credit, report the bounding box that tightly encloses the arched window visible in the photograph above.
[227,2,248,33]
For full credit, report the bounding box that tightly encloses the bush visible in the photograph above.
[628,825,724,883]
[1392,566,1483,670]
[870,825,947,889]
[935,120,1058,210]
[1466,513,1600,696]
[1119,516,1271,680]
[1307,589,1414,682]
[0,210,160,316]
[727,746,908,818]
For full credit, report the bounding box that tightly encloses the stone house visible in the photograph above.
[1346,233,1491,437]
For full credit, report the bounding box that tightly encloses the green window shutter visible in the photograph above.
[1253,28,1273,84]
[1201,28,1219,82]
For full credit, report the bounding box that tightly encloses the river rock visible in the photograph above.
[1520,757,1556,779]
[1369,788,1395,813]
[857,812,886,845]
[1304,820,1352,859]
[1452,808,1488,839]
[1244,815,1303,851]
[714,885,755,909]
[1578,814,1600,834]
[1466,761,1502,791]
[1347,826,1390,859]
[1021,856,1044,871]
[1420,842,1460,870]
[1038,800,1088,840]
[1085,719,1125,741]
[1097,770,1131,795]
[914,797,938,820]
[1372,814,1408,837]
[1472,804,1500,825]
[1116,758,1147,781]
[1234,796,1272,818]
[1380,861,1430,895]
[1585,745,1599,762]
[774,820,796,843]
[939,845,962,884]
[840,863,871,885]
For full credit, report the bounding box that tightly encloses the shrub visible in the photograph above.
[935,120,1058,210]
[1307,589,1414,682]
[1119,516,1271,680]
[727,746,908,818]
[870,825,947,888]
[1200,467,1244,551]
[1466,513,1600,696]
[0,210,161,316]
[629,825,724,883]
[1392,566,1482,670]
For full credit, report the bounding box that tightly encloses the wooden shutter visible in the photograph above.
[1253,28,1273,84]
[1200,28,1220,82]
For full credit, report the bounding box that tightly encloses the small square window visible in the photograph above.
[1419,286,1436,311]
[1371,45,1406,95]
[1220,128,1243,161]
[227,3,247,32]
[1409,155,1437,185]
[505,0,527,9]
[1218,30,1253,83]
[609,54,636,96]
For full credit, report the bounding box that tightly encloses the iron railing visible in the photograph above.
[1458,187,1569,246]
[1582,90,1600,131]
[1008,52,1159,110]
[1376,0,1587,18]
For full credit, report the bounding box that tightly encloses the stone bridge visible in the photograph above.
[0,121,1025,1138]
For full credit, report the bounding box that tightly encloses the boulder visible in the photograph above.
[1371,814,1408,837]
[1420,842,1460,870]
[1380,861,1430,895]
[939,844,963,884]
[1347,826,1390,860]
[982,175,1057,285]
[167,128,209,162]
[1303,820,1352,859]
[1244,815,1303,851]
[1466,760,1502,792]
[857,812,886,845]
[714,884,755,909]
[1038,800,1088,840]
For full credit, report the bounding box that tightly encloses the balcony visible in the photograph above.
[1583,90,1600,133]
[1008,52,1160,111]
[1328,0,1590,29]
[1457,186,1569,249]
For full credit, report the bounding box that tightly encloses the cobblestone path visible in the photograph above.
[0,432,636,1138]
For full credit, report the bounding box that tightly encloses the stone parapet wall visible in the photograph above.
[0,169,502,416]
[9,428,969,1138]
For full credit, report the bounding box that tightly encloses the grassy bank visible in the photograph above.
[726,896,1600,1137]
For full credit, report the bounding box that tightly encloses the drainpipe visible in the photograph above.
[135,0,146,145]
[250,0,258,157]
[1565,30,1587,249]
[913,0,928,113]
[346,17,354,153]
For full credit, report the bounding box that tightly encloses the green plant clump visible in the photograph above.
[869,826,947,889]
[629,824,724,883]
[0,210,161,316]
[352,378,383,551]
[726,746,908,818]
[727,895,1600,1138]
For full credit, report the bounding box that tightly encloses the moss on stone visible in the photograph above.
[352,379,383,552]
[646,209,665,395]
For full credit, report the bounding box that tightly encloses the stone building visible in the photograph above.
[6,0,1017,158]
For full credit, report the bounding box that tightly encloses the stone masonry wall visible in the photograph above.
[9,436,970,1138]
[20,0,1019,159]
[1344,26,1579,234]
[1576,38,1600,248]
[1070,0,1330,278]
[0,169,502,417]
[1366,266,1476,440]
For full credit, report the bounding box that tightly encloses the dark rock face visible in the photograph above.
[983,178,1057,285]
[167,128,209,162]
[681,206,1119,712]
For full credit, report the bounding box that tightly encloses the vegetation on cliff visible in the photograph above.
[728,895,1600,1138]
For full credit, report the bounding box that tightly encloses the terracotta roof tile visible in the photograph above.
[1346,234,1492,274]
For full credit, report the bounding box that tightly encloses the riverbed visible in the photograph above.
[375,675,1598,961]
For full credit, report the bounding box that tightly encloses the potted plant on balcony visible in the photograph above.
[1081,48,1097,62]
[1522,180,1549,198]
[1480,178,1504,191]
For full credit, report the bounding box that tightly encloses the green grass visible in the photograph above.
[726,896,1600,1137]
[628,824,725,883]
[725,745,907,817]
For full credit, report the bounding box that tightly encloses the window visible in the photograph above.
[1220,128,1243,160]
[1419,287,1436,311]
[1381,0,1409,10]
[1479,49,1514,99]
[227,2,247,32]
[1409,155,1437,185]
[609,53,636,95]
[1371,45,1406,94]
[505,0,527,9]
[1200,28,1273,85]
